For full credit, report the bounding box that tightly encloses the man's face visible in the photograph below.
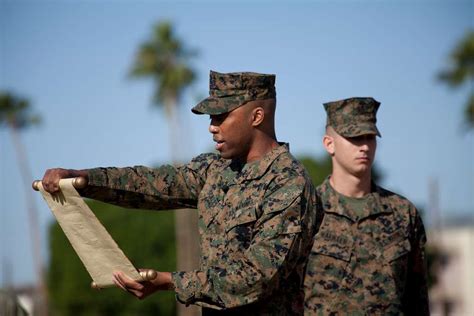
[329,131,377,178]
[208,103,254,161]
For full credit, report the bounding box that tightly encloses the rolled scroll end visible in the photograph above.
[91,281,101,290]
[32,180,41,191]
[73,177,88,189]
[140,269,157,281]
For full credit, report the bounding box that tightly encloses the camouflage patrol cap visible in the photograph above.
[324,97,381,137]
[192,70,276,115]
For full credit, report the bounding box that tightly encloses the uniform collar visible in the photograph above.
[234,142,289,183]
[319,176,392,221]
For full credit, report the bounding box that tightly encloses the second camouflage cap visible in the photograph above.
[324,97,381,137]
[192,70,276,115]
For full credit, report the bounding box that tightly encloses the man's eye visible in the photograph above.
[349,135,375,141]
[210,114,227,122]
[347,136,361,141]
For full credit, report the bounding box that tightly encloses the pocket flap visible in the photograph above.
[312,236,353,262]
[225,206,257,232]
[263,183,302,215]
[384,238,411,262]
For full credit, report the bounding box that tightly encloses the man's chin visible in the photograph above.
[218,150,232,160]
[353,166,371,177]
[219,151,245,161]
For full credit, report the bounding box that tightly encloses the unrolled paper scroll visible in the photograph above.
[37,179,143,288]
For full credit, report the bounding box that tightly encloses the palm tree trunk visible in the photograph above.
[9,126,48,316]
[164,99,201,316]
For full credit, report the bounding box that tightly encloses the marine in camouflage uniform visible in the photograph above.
[304,97,429,315]
[42,71,317,315]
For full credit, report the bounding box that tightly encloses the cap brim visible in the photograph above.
[191,96,245,115]
[337,124,381,138]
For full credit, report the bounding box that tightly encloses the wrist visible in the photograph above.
[73,169,89,182]
[157,271,175,291]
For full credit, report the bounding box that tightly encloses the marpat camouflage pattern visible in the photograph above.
[304,178,429,315]
[81,143,317,315]
[324,97,382,138]
[192,71,276,115]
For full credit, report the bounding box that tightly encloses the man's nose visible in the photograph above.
[360,142,370,151]
[209,124,218,134]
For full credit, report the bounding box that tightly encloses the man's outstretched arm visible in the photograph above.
[40,153,215,210]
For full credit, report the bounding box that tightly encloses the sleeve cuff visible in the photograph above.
[171,271,203,306]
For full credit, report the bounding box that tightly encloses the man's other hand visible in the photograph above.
[113,269,174,300]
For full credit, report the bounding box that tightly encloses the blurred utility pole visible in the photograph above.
[429,177,442,243]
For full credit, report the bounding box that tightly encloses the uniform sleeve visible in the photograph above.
[79,153,216,210]
[403,207,430,315]
[171,176,314,309]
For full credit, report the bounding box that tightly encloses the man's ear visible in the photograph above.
[251,107,264,127]
[323,134,335,156]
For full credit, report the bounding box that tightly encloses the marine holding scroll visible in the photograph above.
[41,71,319,315]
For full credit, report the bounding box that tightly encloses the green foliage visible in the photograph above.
[129,21,197,108]
[47,200,177,316]
[438,31,474,87]
[0,92,41,129]
[464,93,474,128]
[438,30,474,129]
[298,155,333,187]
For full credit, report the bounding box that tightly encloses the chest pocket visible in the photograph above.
[306,212,353,283]
[305,235,353,299]
[312,235,353,262]
[225,206,258,250]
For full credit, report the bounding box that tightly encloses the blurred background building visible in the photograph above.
[428,224,474,316]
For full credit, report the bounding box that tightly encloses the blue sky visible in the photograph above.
[1,0,472,286]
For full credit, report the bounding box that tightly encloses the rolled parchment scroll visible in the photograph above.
[33,178,155,288]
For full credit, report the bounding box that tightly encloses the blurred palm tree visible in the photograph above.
[129,21,199,316]
[130,21,196,160]
[0,92,46,315]
[438,30,474,129]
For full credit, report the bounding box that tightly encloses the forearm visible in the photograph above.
[80,165,199,210]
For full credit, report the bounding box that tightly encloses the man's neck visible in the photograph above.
[329,169,372,198]
[245,137,279,163]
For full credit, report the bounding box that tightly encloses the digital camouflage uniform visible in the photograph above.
[323,97,381,138]
[81,71,318,315]
[304,98,429,315]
